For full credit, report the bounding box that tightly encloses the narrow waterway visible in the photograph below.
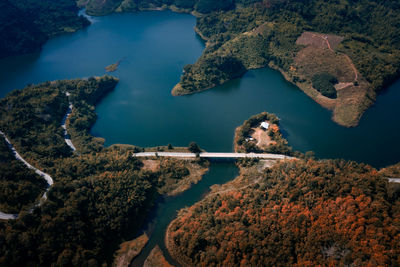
[130,161,239,266]
[0,9,400,264]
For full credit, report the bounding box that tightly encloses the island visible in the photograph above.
[234,112,292,155]
[105,59,123,72]
[1,0,400,266]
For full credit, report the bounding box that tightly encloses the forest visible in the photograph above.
[167,159,400,266]
[1,1,400,265]
[167,0,400,127]
[0,0,89,58]
[175,0,400,93]
[0,137,47,214]
[0,76,207,266]
[81,0,258,16]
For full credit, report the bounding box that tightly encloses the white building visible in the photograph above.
[260,122,269,130]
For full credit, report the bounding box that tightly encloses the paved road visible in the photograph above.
[0,130,53,220]
[132,152,294,160]
[0,211,18,220]
[388,178,400,183]
[61,92,76,151]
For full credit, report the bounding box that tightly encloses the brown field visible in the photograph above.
[251,127,276,149]
[286,32,375,127]
[295,46,354,82]
[142,159,159,172]
[296,32,344,51]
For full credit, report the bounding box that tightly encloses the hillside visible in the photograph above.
[0,0,89,58]
[171,0,400,127]
[0,76,208,266]
[79,0,242,16]
[79,0,400,126]
[4,0,399,125]
[166,159,400,266]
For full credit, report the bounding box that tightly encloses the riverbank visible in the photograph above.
[166,158,400,266]
[113,233,149,267]
[143,245,173,267]
[165,158,285,265]
[167,3,400,128]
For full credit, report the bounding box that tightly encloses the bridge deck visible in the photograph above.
[388,178,400,183]
[132,152,293,160]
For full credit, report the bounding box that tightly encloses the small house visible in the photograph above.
[260,122,269,130]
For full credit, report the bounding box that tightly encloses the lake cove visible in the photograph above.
[1,9,400,266]
[92,65,400,168]
[0,10,399,169]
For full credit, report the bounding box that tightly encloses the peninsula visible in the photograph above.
[0,1,400,266]
[80,0,400,127]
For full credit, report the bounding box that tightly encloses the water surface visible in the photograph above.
[0,11,399,168]
[131,162,238,266]
[1,9,400,265]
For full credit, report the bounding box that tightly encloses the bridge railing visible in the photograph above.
[132,152,294,160]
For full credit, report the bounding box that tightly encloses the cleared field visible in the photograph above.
[288,32,375,127]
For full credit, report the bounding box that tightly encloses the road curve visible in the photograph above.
[61,92,76,152]
[0,130,53,220]
[132,152,294,160]
[388,178,400,183]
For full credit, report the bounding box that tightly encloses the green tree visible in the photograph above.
[188,142,201,154]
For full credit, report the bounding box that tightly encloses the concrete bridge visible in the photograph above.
[132,152,294,160]
[388,178,400,183]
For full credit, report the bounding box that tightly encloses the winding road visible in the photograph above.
[0,130,54,220]
[388,178,400,183]
[0,93,77,220]
[61,92,77,151]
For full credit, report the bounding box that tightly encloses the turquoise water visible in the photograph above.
[0,11,399,167]
[1,10,400,265]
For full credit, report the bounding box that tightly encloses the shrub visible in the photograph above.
[311,72,338,99]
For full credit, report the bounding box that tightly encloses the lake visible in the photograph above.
[1,10,398,168]
[1,9,400,264]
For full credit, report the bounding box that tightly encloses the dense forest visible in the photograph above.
[169,0,400,126]
[176,0,400,93]
[80,0,257,16]
[0,0,89,58]
[0,137,47,214]
[2,1,400,266]
[0,77,206,266]
[167,159,400,266]
[3,0,399,126]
